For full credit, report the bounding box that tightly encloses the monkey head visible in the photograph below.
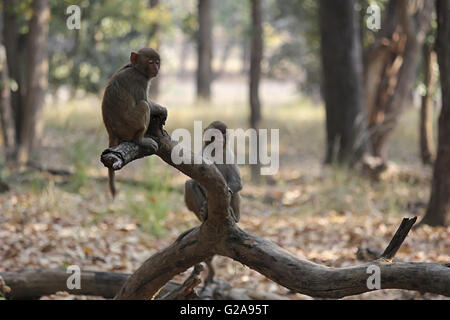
[130,47,161,79]
[204,120,228,147]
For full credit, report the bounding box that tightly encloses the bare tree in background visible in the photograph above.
[420,0,450,227]
[249,0,263,181]
[0,45,15,161]
[196,0,212,101]
[2,0,50,165]
[420,42,437,165]
[319,0,367,165]
[3,0,26,149]
[16,0,50,164]
[148,0,161,99]
[365,0,434,159]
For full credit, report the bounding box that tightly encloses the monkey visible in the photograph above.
[184,121,242,223]
[184,121,243,284]
[102,47,167,198]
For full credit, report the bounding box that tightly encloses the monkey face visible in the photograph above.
[130,48,161,79]
[146,54,160,78]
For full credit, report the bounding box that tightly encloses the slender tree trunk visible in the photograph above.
[2,0,25,146]
[0,45,15,160]
[249,0,262,181]
[16,0,50,164]
[365,0,434,159]
[420,0,450,227]
[420,43,437,165]
[319,0,367,165]
[148,0,160,99]
[196,0,212,101]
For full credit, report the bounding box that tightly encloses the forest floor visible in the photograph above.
[0,76,449,300]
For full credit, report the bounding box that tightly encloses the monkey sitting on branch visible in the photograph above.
[184,121,242,224]
[184,121,243,284]
[101,48,167,198]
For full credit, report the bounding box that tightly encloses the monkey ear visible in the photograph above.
[130,52,138,64]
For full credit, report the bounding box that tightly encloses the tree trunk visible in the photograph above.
[148,0,161,99]
[0,45,15,160]
[2,0,26,147]
[419,43,437,165]
[420,0,450,227]
[365,0,434,159]
[16,0,50,165]
[249,0,263,181]
[196,0,212,101]
[319,0,367,165]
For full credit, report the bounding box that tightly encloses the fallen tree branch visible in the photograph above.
[0,269,129,299]
[0,267,287,300]
[99,117,450,300]
[0,269,187,300]
[15,160,181,194]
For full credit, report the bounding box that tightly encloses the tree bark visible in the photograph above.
[16,0,50,164]
[0,269,129,299]
[0,269,190,300]
[319,0,367,165]
[249,0,263,181]
[0,45,15,160]
[420,0,450,226]
[99,118,450,300]
[365,0,434,159]
[196,0,213,101]
[420,43,437,165]
[2,0,26,147]
[0,268,286,300]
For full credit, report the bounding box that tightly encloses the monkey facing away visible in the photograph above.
[184,121,242,284]
[102,47,167,197]
[184,121,242,223]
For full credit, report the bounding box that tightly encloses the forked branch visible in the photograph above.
[100,120,450,300]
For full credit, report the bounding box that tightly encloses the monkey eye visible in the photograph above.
[149,59,160,66]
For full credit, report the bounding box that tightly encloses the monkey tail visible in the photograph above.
[108,168,116,198]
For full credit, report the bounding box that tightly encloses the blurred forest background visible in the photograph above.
[0,0,449,299]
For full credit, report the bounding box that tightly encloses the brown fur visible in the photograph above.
[184,121,242,222]
[101,48,166,197]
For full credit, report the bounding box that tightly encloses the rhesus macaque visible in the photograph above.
[102,48,167,197]
[184,121,242,223]
[184,121,243,284]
